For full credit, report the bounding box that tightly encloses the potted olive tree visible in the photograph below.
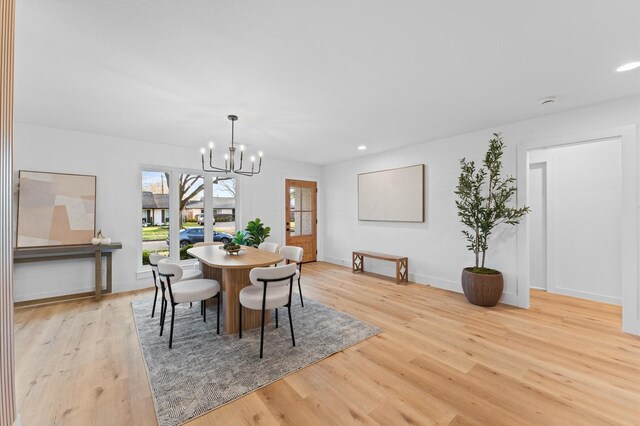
[454,133,529,307]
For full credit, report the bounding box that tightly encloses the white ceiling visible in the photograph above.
[15,1,640,165]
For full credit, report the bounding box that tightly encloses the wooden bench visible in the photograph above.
[352,251,408,284]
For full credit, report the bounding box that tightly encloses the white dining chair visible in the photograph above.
[149,253,203,318]
[238,263,297,358]
[278,246,305,307]
[257,242,279,253]
[157,261,221,348]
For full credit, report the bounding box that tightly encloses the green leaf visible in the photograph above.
[244,217,271,247]
[454,132,530,268]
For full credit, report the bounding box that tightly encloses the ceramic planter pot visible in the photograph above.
[461,268,503,307]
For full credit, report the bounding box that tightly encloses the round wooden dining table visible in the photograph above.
[187,243,284,334]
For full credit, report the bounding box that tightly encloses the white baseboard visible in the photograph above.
[499,292,519,306]
[323,256,348,267]
[622,319,640,335]
[323,256,520,307]
[550,287,622,306]
[411,271,461,293]
[14,286,102,302]
[14,278,148,303]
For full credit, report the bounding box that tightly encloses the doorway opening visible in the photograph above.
[528,162,547,291]
[527,138,623,306]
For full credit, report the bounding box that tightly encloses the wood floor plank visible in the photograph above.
[188,393,281,426]
[14,261,640,425]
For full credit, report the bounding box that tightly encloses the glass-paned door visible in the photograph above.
[285,179,317,262]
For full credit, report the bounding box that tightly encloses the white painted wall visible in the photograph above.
[13,123,322,301]
[528,162,547,290]
[528,140,622,304]
[12,95,640,334]
[322,96,639,312]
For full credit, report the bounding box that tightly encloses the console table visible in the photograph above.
[352,250,408,284]
[14,243,122,302]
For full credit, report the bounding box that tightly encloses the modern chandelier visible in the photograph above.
[201,114,263,176]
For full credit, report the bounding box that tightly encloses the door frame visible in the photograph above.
[527,161,548,291]
[282,175,321,261]
[516,125,638,334]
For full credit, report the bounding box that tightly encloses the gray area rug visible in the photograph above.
[131,294,381,426]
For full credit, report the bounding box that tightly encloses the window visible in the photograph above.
[140,169,239,268]
[177,173,204,260]
[178,173,204,227]
[213,176,237,236]
[141,171,170,265]
[289,185,313,236]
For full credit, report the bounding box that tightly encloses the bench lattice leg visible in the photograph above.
[396,258,408,283]
[352,253,364,273]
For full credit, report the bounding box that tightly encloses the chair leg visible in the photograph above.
[160,298,167,336]
[159,289,167,327]
[169,304,176,348]
[216,293,220,335]
[260,305,266,359]
[275,308,279,328]
[238,301,242,339]
[151,287,158,318]
[298,278,304,307]
[288,305,296,347]
[203,300,207,322]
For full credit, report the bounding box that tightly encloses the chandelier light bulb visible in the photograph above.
[259,151,263,157]
[251,156,255,162]
[240,145,245,151]
[200,148,205,154]
[224,154,229,160]
[209,141,214,149]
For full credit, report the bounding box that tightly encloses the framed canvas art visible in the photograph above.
[17,171,96,247]
[358,164,425,222]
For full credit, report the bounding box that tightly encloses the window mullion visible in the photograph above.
[169,170,180,262]
[204,176,213,242]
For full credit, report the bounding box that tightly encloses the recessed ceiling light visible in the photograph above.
[358,145,367,150]
[616,61,640,72]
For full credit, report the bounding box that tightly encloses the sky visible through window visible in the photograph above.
[142,171,168,194]
[142,171,234,198]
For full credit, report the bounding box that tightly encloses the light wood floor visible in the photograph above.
[14,262,640,425]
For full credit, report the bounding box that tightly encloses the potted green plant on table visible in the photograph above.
[245,218,271,248]
[231,230,253,246]
[454,133,530,307]
[219,231,253,254]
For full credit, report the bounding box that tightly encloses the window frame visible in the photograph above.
[138,165,240,271]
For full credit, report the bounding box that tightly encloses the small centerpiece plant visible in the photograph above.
[220,231,252,254]
[220,218,272,254]
[454,133,529,306]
